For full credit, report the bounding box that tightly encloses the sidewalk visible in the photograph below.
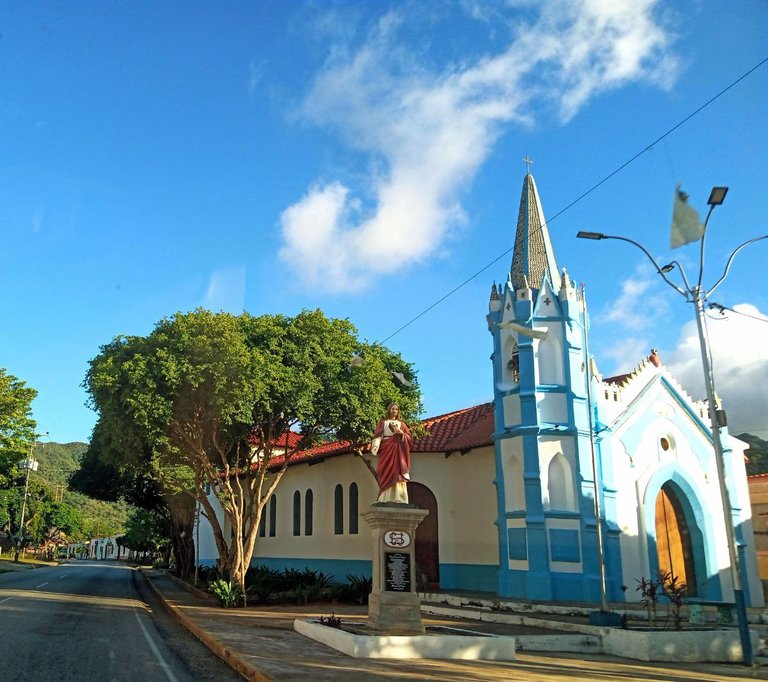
[141,568,768,682]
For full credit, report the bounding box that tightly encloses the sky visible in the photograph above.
[1,0,766,444]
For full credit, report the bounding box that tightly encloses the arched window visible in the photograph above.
[503,337,519,384]
[269,494,277,537]
[305,489,314,536]
[334,484,344,535]
[292,491,301,536]
[546,453,574,511]
[349,482,359,535]
[259,506,267,538]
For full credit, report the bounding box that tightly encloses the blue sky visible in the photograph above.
[1,0,766,443]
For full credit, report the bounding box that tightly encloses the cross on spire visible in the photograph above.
[523,155,533,174]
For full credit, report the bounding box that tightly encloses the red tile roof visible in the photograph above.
[248,430,303,450]
[414,402,495,452]
[264,402,495,470]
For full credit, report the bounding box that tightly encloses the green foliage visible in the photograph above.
[0,368,38,486]
[81,307,422,588]
[32,442,86,487]
[118,507,170,554]
[636,575,662,625]
[209,579,240,608]
[658,570,687,630]
[741,433,768,475]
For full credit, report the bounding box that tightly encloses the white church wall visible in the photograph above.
[412,446,499,568]
[196,445,500,590]
[536,391,567,423]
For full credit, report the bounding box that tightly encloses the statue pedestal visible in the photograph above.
[362,503,429,635]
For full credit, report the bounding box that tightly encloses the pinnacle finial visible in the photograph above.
[523,155,533,174]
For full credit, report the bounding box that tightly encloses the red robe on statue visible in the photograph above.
[372,419,412,497]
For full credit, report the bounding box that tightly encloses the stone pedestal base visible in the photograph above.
[368,591,424,634]
[362,504,429,635]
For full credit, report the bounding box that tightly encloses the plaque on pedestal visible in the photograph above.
[362,504,428,634]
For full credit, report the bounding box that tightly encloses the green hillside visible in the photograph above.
[32,441,131,539]
[740,433,768,475]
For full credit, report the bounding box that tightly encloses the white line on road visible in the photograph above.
[58,575,68,579]
[0,597,12,605]
[132,607,179,682]
[35,582,49,588]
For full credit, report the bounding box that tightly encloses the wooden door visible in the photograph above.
[655,484,697,595]
[407,482,440,591]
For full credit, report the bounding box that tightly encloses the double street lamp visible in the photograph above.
[578,187,766,666]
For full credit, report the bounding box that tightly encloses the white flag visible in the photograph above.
[670,184,703,248]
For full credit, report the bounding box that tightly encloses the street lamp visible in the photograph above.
[13,432,47,563]
[577,189,767,666]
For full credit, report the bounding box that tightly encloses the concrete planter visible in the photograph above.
[602,626,758,663]
[295,619,517,660]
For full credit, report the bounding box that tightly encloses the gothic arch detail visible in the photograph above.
[545,452,575,511]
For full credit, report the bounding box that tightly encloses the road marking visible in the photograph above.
[0,597,12,605]
[132,608,179,682]
[35,582,49,588]
[58,575,68,579]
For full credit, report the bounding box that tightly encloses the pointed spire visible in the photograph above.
[510,171,559,292]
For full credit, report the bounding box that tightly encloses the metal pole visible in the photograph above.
[692,288,753,664]
[582,285,609,611]
[194,500,200,586]
[14,461,33,562]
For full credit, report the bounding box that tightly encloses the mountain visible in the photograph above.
[32,441,131,538]
[739,433,768,476]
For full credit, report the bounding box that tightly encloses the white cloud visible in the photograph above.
[597,266,671,332]
[666,304,768,437]
[279,0,677,292]
[202,266,246,314]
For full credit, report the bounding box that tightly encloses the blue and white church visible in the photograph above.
[197,171,763,608]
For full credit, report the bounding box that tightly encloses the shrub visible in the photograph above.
[210,579,240,608]
[319,613,343,628]
[636,575,662,625]
[345,574,372,605]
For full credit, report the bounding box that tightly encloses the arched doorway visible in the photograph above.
[655,483,697,595]
[407,482,439,591]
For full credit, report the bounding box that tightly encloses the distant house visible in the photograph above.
[197,171,763,607]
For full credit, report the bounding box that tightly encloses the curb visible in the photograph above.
[139,568,270,682]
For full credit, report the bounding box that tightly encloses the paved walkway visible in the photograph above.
[141,568,768,682]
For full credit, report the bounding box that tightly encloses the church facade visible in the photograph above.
[197,172,763,607]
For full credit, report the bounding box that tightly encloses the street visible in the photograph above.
[0,561,242,682]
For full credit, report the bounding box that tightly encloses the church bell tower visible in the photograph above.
[487,167,615,601]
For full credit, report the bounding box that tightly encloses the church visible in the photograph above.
[197,171,764,608]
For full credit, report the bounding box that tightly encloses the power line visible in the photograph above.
[382,56,768,345]
[709,303,768,323]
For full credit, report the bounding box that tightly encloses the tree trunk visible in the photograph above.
[166,494,195,579]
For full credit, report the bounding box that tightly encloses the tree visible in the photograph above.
[0,368,37,487]
[118,507,171,559]
[84,308,421,593]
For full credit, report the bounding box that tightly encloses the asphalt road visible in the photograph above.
[0,561,243,682]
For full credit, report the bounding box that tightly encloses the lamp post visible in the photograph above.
[577,188,766,666]
[14,456,39,562]
[13,432,48,563]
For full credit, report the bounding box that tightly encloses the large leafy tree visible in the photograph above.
[0,368,37,487]
[0,369,38,549]
[84,308,421,591]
